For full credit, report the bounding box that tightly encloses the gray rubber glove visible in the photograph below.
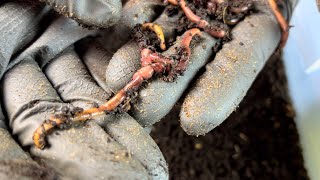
[40,0,122,28]
[0,0,168,179]
[179,0,297,135]
[100,0,295,136]
[0,108,57,180]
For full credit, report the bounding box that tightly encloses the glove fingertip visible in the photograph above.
[180,9,281,136]
[43,0,122,28]
[180,96,224,136]
[77,0,122,28]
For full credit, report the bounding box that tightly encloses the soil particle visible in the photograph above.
[151,54,309,180]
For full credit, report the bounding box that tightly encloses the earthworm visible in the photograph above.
[167,0,227,38]
[33,115,67,149]
[33,27,201,149]
[223,6,241,25]
[229,2,253,14]
[268,0,289,48]
[105,7,181,92]
[130,32,217,126]
[142,23,167,50]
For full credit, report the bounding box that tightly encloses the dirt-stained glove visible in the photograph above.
[19,0,295,146]
[0,0,168,179]
[100,0,296,136]
[0,0,296,179]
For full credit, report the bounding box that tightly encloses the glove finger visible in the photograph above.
[77,40,157,133]
[8,16,96,71]
[0,4,57,173]
[0,108,31,162]
[0,0,49,77]
[105,8,182,92]
[0,106,57,179]
[1,59,148,179]
[105,40,141,92]
[44,46,112,107]
[40,0,121,28]
[77,39,113,92]
[180,3,281,135]
[77,1,167,92]
[97,113,169,180]
[44,47,169,179]
[99,0,165,52]
[0,121,56,179]
[131,32,217,126]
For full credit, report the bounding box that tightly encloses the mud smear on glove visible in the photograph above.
[151,54,309,179]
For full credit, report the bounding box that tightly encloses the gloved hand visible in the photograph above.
[0,0,297,179]
[100,0,298,135]
[0,0,168,179]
